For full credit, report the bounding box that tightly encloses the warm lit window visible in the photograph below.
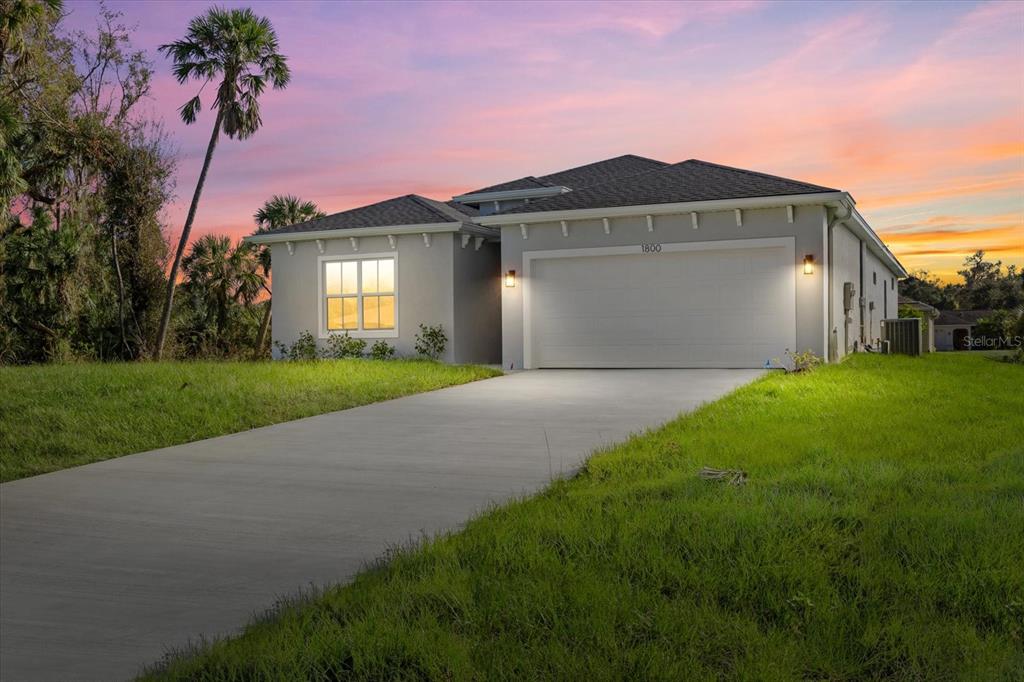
[323,257,395,333]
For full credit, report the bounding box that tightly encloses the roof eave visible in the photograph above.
[452,186,570,204]
[244,221,496,245]
[839,203,909,278]
[474,191,848,226]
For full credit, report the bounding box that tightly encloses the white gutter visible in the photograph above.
[842,205,908,278]
[452,185,570,204]
[473,191,848,226]
[244,222,497,245]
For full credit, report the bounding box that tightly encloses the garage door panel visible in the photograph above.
[528,243,795,368]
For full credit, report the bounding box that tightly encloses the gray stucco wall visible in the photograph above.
[829,224,900,356]
[270,233,456,362]
[830,224,861,358]
[499,205,828,369]
[452,239,501,364]
[862,247,896,345]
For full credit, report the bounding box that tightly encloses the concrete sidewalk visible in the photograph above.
[0,369,762,681]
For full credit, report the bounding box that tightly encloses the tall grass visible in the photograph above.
[0,360,500,482]
[145,353,1024,680]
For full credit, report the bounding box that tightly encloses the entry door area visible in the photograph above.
[524,239,796,368]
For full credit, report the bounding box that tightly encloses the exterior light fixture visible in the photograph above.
[803,254,815,275]
[505,269,516,287]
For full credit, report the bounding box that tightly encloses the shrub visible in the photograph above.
[274,330,318,361]
[974,310,1017,349]
[1002,347,1024,364]
[369,339,395,360]
[785,349,823,373]
[414,323,447,360]
[322,332,366,359]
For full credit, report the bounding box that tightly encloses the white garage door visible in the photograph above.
[525,239,796,368]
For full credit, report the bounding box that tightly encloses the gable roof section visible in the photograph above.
[462,154,667,195]
[253,194,469,237]
[497,159,839,215]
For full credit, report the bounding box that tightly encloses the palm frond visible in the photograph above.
[159,6,289,134]
[178,95,202,125]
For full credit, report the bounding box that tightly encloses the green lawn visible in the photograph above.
[143,354,1024,680]
[0,360,500,482]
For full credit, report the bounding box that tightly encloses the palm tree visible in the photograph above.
[181,234,263,348]
[153,7,290,359]
[0,0,62,82]
[252,194,324,355]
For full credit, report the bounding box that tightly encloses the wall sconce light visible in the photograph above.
[505,269,516,287]
[803,254,815,275]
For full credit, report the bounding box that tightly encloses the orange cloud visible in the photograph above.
[882,226,1024,245]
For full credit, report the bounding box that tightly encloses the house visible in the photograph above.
[898,295,939,352]
[934,309,994,350]
[246,155,906,368]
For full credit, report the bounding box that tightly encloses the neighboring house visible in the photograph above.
[247,155,906,368]
[934,310,995,351]
[898,295,939,352]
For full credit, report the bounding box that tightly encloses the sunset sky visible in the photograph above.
[65,0,1023,282]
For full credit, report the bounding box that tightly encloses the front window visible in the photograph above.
[323,257,395,333]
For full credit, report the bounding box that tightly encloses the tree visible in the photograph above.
[0,0,62,82]
[2,2,174,363]
[153,7,290,359]
[252,194,324,355]
[955,251,1022,310]
[179,234,263,354]
[899,270,954,310]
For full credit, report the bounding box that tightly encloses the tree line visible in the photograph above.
[901,251,1023,312]
[1,1,319,364]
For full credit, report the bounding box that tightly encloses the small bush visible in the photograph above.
[322,332,367,359]
[414,324,447,360]
[370,339,396,360]
[1003,348,1024,364]
[786,349,823,373]
[274,330,318,361]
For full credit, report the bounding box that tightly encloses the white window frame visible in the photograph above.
[317,252,399,339]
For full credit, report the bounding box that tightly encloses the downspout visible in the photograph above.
[859,241,866,347]
[826,202,853,362]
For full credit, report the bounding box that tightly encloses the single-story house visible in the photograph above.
[246,155,907,368]
[934,309,994,350]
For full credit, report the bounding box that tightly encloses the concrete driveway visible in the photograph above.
[0,368,762,681]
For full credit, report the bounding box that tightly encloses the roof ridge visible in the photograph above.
[524,160,675,205]
[538,154,668,182]
[682,159,838,192]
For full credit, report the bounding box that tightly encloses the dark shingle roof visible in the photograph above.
[898,296,939,317]
[446,200,479,217]
[935,310,995,325]
[256,194,469,236]
[462,154,667,196]
[498,159,840,215]
[538,154,668,189]
[466,176,554,194]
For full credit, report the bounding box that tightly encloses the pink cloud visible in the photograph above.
[62,0,1022,277]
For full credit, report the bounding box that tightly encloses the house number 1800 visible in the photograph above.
[640,243,662,253]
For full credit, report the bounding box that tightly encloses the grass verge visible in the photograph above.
[143,353,1024,680]
[0,359,500,482]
